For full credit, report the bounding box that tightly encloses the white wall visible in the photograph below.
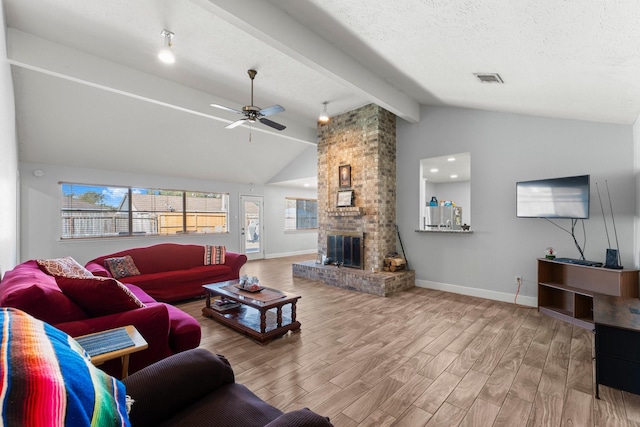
[634,114,640,268]
[263,185,318,258]
[268,145,317,184]
[397,105,635,306]
[19,162,317,264]
[0,2,19,277]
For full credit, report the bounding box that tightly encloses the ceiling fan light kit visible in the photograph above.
[158,29,175,64]
[210,69,286,131]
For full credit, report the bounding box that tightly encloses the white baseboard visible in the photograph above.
[265,249,317,259]
[415,279,537,307]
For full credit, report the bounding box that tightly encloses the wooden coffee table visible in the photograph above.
[202,280,301,344]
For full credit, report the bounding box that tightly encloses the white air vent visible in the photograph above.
[474,73,504,84]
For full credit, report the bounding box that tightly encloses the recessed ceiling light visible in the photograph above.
[474,73,503,84]
[450,174,458,179]
[447,157,455,162]
[430,168,439,173]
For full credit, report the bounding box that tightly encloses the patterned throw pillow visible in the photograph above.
[56,276,146,317]
[204,245,226,265]
[104,255,141,279]
[36,256,93,278]
[0,307,131,426]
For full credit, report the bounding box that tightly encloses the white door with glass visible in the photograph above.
[240,195,264,260]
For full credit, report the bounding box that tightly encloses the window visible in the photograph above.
[285,198,317,230]
[60,183,228,239]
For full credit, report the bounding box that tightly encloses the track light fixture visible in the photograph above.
[158,29,175,64]
[319,101,329,123]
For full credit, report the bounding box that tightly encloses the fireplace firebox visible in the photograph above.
[326,232,364,269]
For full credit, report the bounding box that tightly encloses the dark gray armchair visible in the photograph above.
[123,348,333,427]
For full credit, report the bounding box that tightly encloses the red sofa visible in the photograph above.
[85,243,248,302]
[0,259,201,377]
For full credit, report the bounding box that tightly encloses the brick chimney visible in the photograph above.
[293,104,414,296]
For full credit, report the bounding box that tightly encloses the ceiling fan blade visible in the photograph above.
[210,104,243,115]
[259,104,285,117]
[259,117,286,131]
[225,119,248,129]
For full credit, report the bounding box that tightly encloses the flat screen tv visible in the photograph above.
[516,175,590,219]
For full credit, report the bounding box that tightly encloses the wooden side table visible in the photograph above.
[538,258,639,329]
[593,294,640,398]
[76,325,148,378]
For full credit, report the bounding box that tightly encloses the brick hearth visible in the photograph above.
[293,260,414,297]
[293,103,414,296]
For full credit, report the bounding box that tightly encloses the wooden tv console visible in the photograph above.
[537,258,640,329]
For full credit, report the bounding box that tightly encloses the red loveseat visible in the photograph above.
[85,243,247,302]
[0,259,201,377]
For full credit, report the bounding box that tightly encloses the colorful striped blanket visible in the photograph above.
[0,307,130,426]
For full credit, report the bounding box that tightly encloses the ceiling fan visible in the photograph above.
[210,69,286,131]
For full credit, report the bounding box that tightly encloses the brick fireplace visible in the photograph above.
[293,104,414,296]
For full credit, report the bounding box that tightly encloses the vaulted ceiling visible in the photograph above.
[5,0,640,187]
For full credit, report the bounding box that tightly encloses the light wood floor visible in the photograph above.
[176,255,640,427]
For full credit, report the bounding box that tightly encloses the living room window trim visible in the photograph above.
[285,197,318,231]
[60,182,229,239]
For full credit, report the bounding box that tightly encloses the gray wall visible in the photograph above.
[397,105,635,305]
[19,162,316,264]
[0,3,19,277]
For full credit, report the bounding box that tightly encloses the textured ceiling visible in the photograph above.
[4,0,640,185]
[280,0,640,124]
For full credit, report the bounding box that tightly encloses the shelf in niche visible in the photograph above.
[415,229,473,234]
[327,207,365,217]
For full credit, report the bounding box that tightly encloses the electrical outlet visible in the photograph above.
[515,275,522,285]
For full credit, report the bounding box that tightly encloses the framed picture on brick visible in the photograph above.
[339,165,351,188]
[337,190,354,207]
